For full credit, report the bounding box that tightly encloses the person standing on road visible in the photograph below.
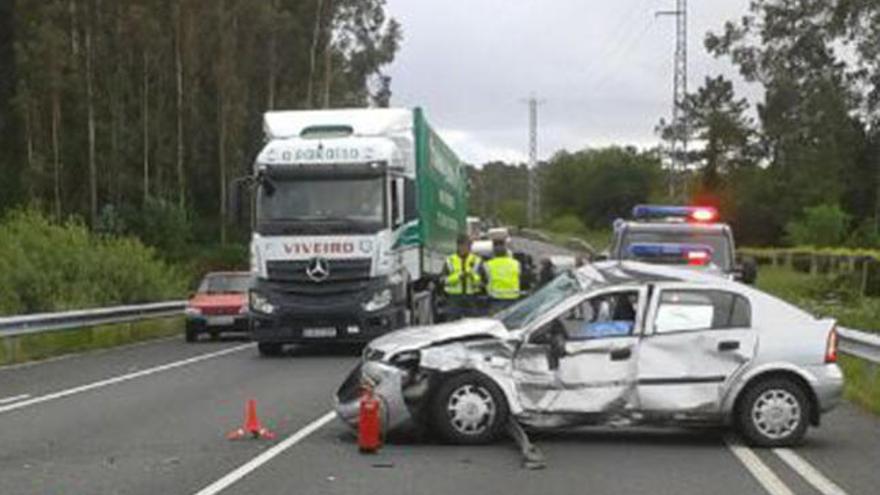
[441,234,483,320]
[483,238,521,314]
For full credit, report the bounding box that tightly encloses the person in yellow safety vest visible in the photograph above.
[441,234,483,320]
[484,238,521,314]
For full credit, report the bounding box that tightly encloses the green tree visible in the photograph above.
[543,147,662,229]
[785,204,850,247]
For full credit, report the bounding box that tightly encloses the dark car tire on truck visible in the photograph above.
[736,377,810,447]
[430,371,509,445]
[257,342,284,357]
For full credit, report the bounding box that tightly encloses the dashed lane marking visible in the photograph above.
[0,394,31,405]
[725,436,795,495]
[774,448,849,495]
[0,344,253,415]
[192,410,337,495]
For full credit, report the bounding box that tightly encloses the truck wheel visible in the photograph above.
[257,342,284,357]
[430,372,508,445]
[737,378,809,447]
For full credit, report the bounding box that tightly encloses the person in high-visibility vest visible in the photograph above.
[441,234,483,320]
[484,238,521,314]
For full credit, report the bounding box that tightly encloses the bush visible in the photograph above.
[785,204,850,247]
[546,214,588,235]
[0,209,186,315]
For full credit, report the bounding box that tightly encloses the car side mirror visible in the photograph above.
[735,258,758,285]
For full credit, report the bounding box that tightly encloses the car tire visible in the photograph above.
[257,342,284,357]
[737,378,810,447]
[430,372,509,445]
[185,328,198,343]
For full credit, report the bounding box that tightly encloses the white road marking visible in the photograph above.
[724,436,795,495]
[0,344,253,415]
[774,448,849,495]
[192,410,337,495]
[0,394,31,405]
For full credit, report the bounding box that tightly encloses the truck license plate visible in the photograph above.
[303,327,337,338]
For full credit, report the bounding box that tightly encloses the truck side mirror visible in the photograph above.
[735,258,758,285]
[227,177,249,224]
[391,178,404,228]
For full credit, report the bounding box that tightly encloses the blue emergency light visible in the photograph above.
[628,243,714,265]
[631,205,718,222]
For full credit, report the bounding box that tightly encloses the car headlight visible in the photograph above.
[238,304,249,315]
[362,288,392,312]
[184,306,202,317]
[249,291,275,315]
[390,350,420,368]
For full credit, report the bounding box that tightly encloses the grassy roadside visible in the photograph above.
[756,266,880,414]
[0,316,183,366]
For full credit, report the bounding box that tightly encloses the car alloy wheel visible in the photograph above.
[431,371,509,444]
[751,388,801,440]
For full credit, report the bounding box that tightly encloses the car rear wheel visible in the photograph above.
[430,372,508,445]
[737,378,809,447]
[257,342,284,357]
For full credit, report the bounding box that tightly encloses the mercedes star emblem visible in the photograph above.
[306,257,330,282]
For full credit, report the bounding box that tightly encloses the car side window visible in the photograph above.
[654,290,751,334]
[533,290,640,342]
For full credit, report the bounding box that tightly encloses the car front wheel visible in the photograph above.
[737,378,810,447]
[430,372,508,445]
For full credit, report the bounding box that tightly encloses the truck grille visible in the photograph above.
[266,258,371,284]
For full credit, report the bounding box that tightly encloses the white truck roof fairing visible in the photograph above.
[258,108,417,177]
[263,108,414,140]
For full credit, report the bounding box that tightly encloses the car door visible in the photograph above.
[512,287,647,414]
[636,284,757,413]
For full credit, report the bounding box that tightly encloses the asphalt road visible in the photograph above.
[1,335,878,495]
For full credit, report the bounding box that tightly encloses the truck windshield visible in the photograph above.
[621,230,730,269]
[257,178,386,234]
[495,272,583,331]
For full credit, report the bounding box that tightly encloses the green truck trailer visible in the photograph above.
[239,107,468,355]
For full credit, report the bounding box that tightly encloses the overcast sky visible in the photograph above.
[383,0,758,165]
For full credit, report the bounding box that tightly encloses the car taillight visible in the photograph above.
[825,326,838,363]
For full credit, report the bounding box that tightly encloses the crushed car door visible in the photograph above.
[636,285,757,413]
[512,287,646,414]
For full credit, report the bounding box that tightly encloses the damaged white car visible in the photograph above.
[335,261,843,447]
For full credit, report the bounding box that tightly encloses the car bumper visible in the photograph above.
[810,363,845,413]
[186,315,249,333]
[334,361,418,434]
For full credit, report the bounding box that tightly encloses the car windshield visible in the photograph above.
[257,177,385,233]
[198,274,251,294]
[495,272,583,330]
[621,230,731,269]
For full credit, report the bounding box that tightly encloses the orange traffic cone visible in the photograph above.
[358,387,382,453]
[227,399,276,440]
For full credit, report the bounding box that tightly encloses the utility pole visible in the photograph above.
[521,94,545,227]
[657,0,688,201]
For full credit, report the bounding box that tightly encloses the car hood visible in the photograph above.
[367,318,509,358]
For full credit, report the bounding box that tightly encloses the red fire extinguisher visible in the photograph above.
[358,386,382,453]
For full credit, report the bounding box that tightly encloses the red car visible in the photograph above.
[185,272,252,342]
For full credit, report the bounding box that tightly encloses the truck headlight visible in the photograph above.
[250,291,275,315]
[363,288,392,312]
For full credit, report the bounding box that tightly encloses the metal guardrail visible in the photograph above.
[0,301,186,338]
[839,327,880,365]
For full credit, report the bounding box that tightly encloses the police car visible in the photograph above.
[608,205,757,284]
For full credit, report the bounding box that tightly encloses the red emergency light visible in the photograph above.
[687,250,711,266]
[689,207,718,223]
